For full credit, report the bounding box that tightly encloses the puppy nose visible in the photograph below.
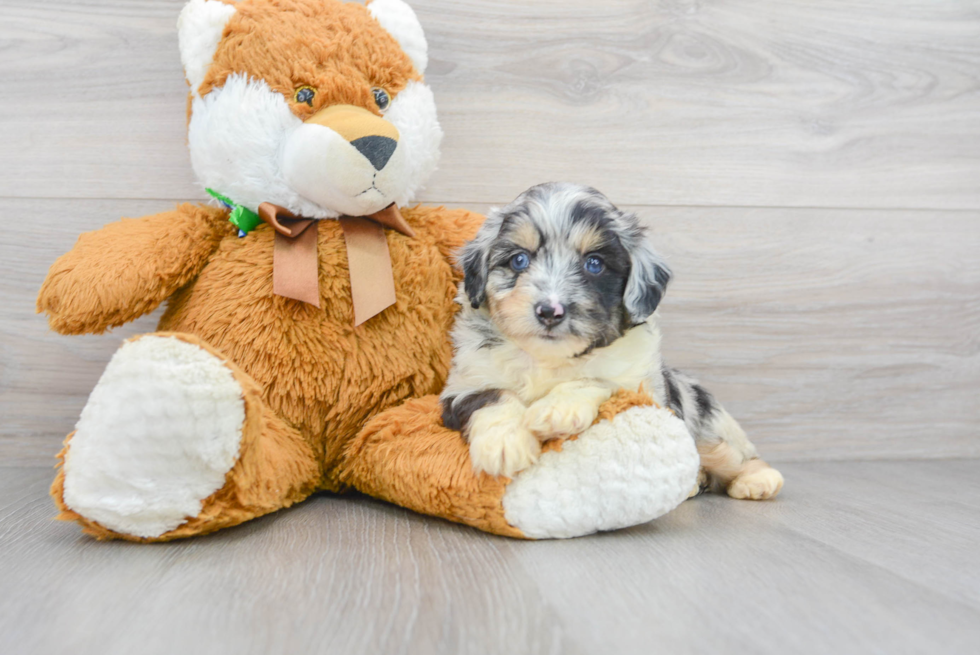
[535,302,566,327]
[350,135,397,170]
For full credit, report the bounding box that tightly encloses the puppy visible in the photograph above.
[440,182,783,500]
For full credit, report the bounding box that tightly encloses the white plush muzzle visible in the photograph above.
[188,76,440,218]
[281,117,410,217]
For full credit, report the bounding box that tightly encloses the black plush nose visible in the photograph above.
[350,135,397,171]
[535,302,566,327]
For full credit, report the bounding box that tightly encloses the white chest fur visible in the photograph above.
[445,322,664,404]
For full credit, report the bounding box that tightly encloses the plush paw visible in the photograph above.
[502,402,701,539]
[523,396,599,439]
[62,334,246,538]
[469,422,540,478]
[728,466,784,500]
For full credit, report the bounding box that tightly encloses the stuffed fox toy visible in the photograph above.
[37,0,699,541]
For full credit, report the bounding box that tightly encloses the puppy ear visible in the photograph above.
[460,245,488,308]
[623,221,671,324]
[458,210,504,308]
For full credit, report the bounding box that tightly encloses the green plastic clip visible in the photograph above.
[206,188,262,237]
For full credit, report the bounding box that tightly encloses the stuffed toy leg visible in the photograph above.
[343,391,699,539]
[51,333,698,541]
[50,333,320,541]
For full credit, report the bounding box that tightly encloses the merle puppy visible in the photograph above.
[439,182,783,500]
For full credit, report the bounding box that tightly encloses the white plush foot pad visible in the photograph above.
[502,405,699,539]
[63,336,245,538]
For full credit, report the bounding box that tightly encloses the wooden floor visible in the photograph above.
[1,460,979,655]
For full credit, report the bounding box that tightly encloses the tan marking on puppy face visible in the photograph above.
[505,219,541,252]
[487,279,538,339]
[200,0,420,120]
[570,223,606,254]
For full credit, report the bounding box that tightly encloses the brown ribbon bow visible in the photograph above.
[257,202,415,326]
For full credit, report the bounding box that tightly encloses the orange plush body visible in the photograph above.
[42,204,487,540]
[38,0,699,542]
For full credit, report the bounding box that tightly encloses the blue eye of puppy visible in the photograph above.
[510,252,530,271]
[584,254,605,274]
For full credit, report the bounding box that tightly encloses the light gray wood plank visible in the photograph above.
[0,199,171,463]
[0,435,66,468]
[506,460,980,655]
[5,199,977,463]
[420,0,980,210]
[0,0,198,200]
[0,468,575,655]
[729,459,980,609]
[2,462,980,655]
[632,205,980,461]
[1,1,979,209]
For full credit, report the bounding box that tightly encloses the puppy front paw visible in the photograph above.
[523,396,599,439]
[469,423,540,478]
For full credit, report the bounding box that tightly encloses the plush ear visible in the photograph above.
[458,210,504,308]
[622,221,671,324]
[367,0,428,75]
[177,0,238,98]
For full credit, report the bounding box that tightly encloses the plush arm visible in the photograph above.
[37,203,232,335]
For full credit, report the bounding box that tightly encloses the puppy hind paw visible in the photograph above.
[727,466,784,500]
[469,424,541,478]
[688,468,709,498]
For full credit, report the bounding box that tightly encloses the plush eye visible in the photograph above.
[372,87,390,111]
[584,254,605,274]
[510,252,530,272]
[294,86,316,106]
